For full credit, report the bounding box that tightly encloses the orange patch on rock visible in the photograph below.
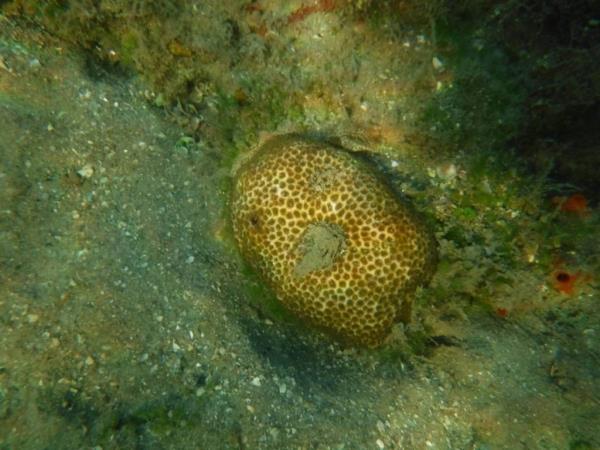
[551,267,592,296]
[287,0,337,24]
[552,193,589,216]
[495,307,509,318]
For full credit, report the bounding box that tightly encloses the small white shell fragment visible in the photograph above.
[27,314,39,323]
[77,164,94,178]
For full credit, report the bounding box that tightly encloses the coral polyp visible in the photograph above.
[231,134,437,346]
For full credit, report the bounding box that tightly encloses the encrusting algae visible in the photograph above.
[232,134,437,346]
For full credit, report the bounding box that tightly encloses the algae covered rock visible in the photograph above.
[231,134,437,346]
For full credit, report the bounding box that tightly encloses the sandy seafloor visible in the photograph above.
[1,10,600,450]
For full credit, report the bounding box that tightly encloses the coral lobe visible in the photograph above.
[232,134,437,346]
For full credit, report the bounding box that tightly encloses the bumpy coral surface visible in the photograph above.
[231,134,437,346]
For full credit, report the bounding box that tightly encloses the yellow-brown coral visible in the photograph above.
[231,134,437,346]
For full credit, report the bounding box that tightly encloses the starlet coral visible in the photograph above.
[231,134,437,346]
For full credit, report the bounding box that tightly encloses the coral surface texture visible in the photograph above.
[232,134,438,346]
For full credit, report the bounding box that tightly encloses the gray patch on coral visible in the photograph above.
[308,167,342,193]
[293,222,346,278]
